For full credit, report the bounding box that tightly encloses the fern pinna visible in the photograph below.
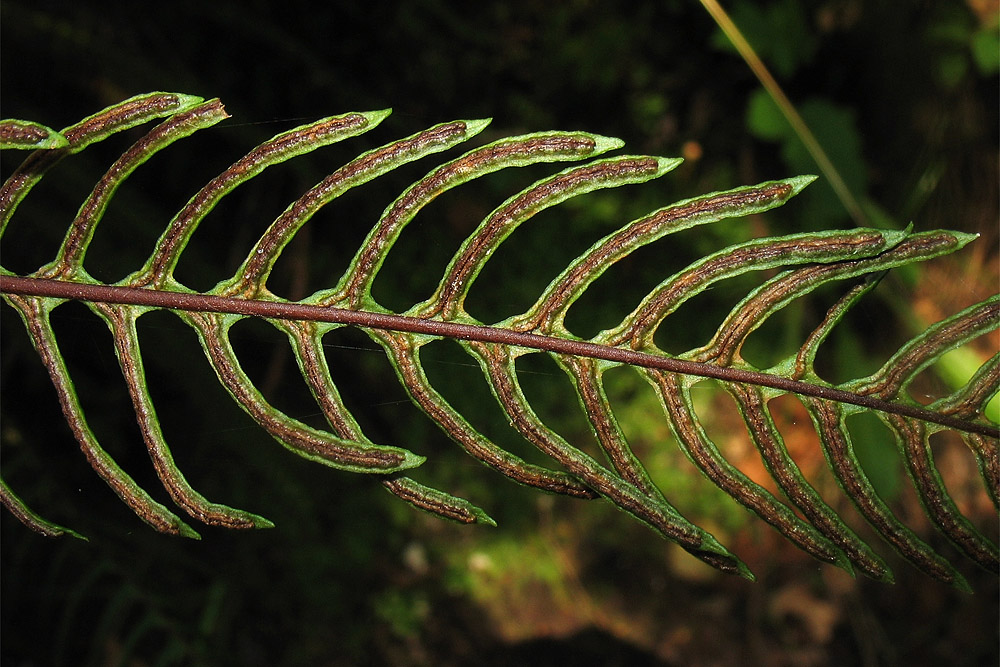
[1,93,996,589]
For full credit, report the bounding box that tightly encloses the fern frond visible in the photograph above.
[2,94,996,587]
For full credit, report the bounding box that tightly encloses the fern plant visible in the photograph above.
[1,92,996,591]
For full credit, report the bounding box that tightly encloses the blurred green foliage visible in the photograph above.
[2,1,997,665]
[746,91,867,227]
[710,0,818,77]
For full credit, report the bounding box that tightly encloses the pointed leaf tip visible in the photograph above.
[361,108,393,126]
[694,532,755,580]
[655,156,684,174]
[952,573,973,594]
[41,134,71,150]
[460,118,493,138]
[787,174,819,195]
[401,451,428,471]
[475,512,498,527]
[246,513,276,529]
[172,93,207,112]
[178,523,202,539]
[951,231,980,249]
[590,134,625,155]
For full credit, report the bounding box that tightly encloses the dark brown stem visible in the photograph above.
[3,275,997,439]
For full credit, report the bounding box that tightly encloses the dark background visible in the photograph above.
[2,1,997,665]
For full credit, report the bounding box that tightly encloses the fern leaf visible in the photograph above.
[0,120,68,150]
[2,95,996,587]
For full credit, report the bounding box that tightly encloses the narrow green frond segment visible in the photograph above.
[228,117,490,295]
[135,110,391,288]
[728,384,890,580]
[931,347,1000,424]
[42,100,230,278]
[185,313,424,474]
[517,176,817,334]
[803,398,971,591]
[0,120,69,150]
[279,321,372,440]
[820,286,1000,577]
[331,129,624,307]
[649,371,856,574]
[2,295,200,538]
[962,430,1000,508]
[373,330,597,498]
[693,230,974,365]
[418,155,682,319]
[60,92,206,151]
[1,92,206,237]
[850,295,999,403]
[94,306,274,529]
[601,227,902,350]
[280,321,456,498]
[383,477,497,526]
[794,278,882,380]
[930,353,1000,421]
[558,355,668,504]
[466,342,752,577]
[884,416,1000,573]
[0,478,87,540]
